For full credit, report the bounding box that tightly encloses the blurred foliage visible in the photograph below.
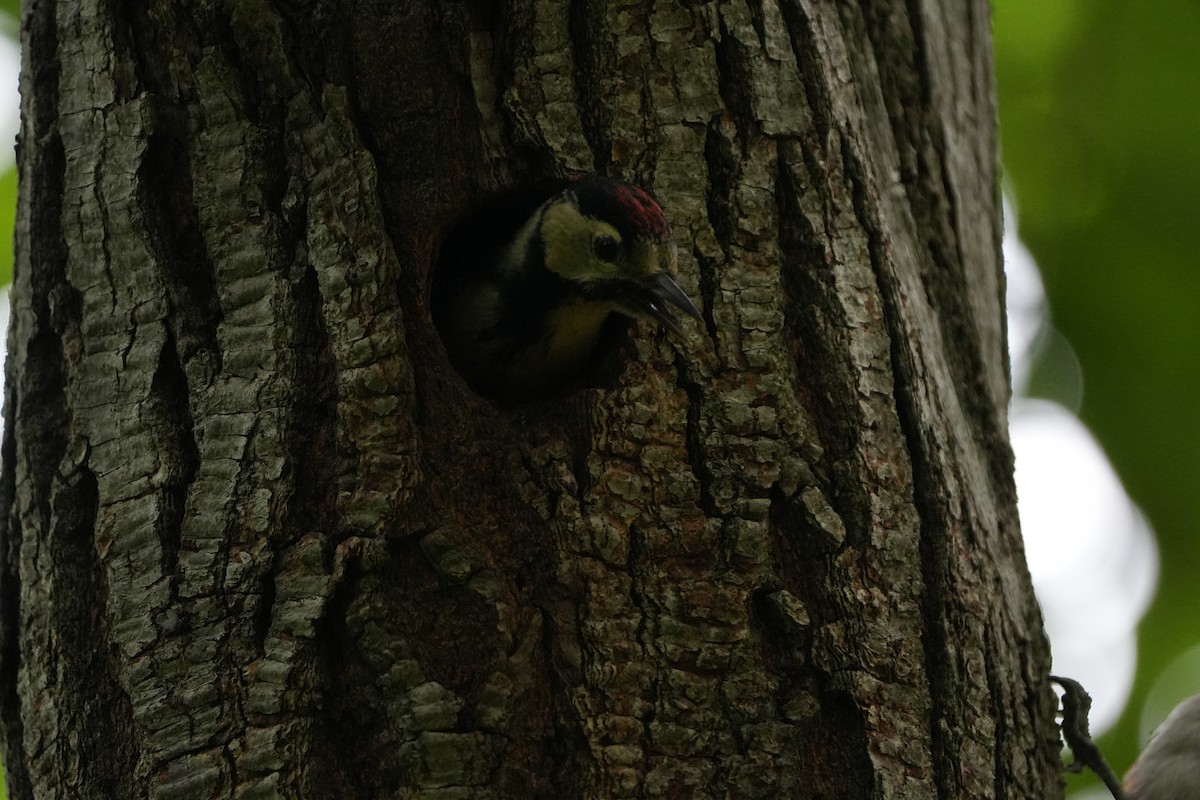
[0,166,13,287]
[1,3,13,289]
[995,0,1200,790]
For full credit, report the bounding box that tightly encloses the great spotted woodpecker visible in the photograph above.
[434,176,701,402]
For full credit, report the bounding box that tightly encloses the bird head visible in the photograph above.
[528,176,702,335]
[437,176,703,402]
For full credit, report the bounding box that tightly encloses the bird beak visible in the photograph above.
[634,272,702,338]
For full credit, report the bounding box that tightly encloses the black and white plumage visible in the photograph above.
[433,176,701,402]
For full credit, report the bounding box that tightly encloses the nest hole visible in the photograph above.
[430,180,637,405]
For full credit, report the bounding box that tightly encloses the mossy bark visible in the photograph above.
[0,0,1062,798]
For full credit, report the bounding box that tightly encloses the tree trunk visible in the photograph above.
[0,0,1062,798]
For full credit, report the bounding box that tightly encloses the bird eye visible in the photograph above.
[593,235,621,262]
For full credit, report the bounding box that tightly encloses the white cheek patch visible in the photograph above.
[541,203,624,281]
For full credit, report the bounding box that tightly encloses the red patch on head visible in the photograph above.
[613,183,670,238]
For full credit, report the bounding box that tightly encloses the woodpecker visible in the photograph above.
[1124,693,1200,800]
[434,176,702,402]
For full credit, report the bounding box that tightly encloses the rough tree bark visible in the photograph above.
[0,0,1063,798]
